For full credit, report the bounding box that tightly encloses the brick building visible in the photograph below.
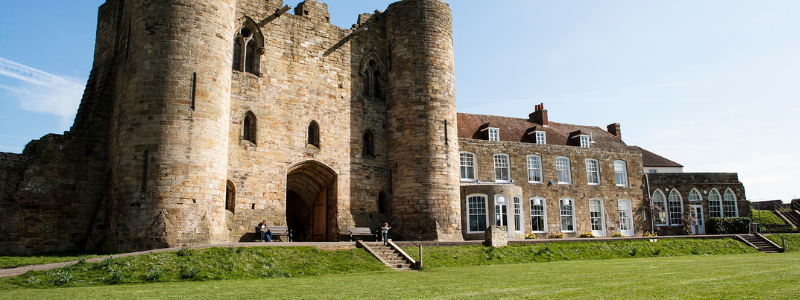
[0,0,749,255]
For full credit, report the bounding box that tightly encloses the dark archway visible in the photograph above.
[286,161,337,241]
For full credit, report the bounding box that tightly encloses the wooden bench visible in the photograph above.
[347,227,377,242]
[254,226,292,242]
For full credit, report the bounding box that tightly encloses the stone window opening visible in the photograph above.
[232,25,262,75]
[378,191,387,215]
[361,57,385,99]
[242,111,257,144]
[307,121,320,148]
[225,180,236,213]
[362,129,375,158]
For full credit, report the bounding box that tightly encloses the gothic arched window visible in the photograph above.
[225,180,236,212]
[243,111,256,144]
[308,121,320,148]
[232,26,260,75]
[362,58,384,99]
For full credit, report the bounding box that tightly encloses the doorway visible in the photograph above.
[690,205,705,235]
[494,195,511,238]
[618,199,634,236]
[590,199,605,237]
[286,161,337,241]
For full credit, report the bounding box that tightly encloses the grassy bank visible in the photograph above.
[1,252,797,299]
[765,234,800,251]
[404,238,757,268]
[0,254,107,269]
[750,209,789,225]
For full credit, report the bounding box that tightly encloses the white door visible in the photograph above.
[618,199,634,236]
[495,195,511,238]
[590,199,605,237]
[691,205,705,235]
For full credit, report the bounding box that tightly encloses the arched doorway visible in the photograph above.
[286,161,337,241]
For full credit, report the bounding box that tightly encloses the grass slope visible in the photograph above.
[765,234,800,251]
[750,209,788,225]
[0,252,797,299]
[0,254,107,269]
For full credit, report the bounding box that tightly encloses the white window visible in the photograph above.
[688,189,702,202]
[585,159,600,185]
[530,198,546,232]
[526,155,543,183]
[467,194,488,233]
[579,135,590,148]
[723,189,738,217]
[494,154,510,182]
[708,189,722,218]
[589,199,605,236]
[513,196,522,232]
[495,195,508,227]
[614,160,628,186]
[618,199,633,236]
[556,157,571,184]
[488,128,499,141]
[459,152,476,181]
[652,190,667,226]
[668,189,683,226]
[535,131,546,144]
[560,199,575,232]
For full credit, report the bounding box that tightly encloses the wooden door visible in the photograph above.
[312,187,327,241]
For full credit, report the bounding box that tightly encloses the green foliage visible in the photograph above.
[708,217,751,234]
[47,269,71,286]
[765,234,800,252]
[750,210,788,226]
[176,245,194,257]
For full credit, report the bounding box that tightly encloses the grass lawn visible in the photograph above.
[0,252,797,299]
[0,254,107,269]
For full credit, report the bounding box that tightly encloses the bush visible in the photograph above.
[579,232,596,238]
[708,217,751,234]
[177,245,194,257]
[549,233,564,239]
[145,266,162,282]
[48,269,72,286]
[524,233,539,239]
[613,232,626,237]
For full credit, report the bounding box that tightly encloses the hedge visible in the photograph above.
[707,217,751,234]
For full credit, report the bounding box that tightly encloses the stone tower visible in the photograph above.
[107,0,236,252]
[385,0,463,240]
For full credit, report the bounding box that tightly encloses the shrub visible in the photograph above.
[177,244,194,257]
[181,265,198,279]
[145,266,162,282]
[76,255,87,265]
[525,232,539,239]
[579,232,596,238]
[643,231,658,237]
[708,217,751,234]
[106,267,124,284]
[48,269,72,286]
[549,233,564,239]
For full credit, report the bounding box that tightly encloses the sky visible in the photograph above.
[1,0,799,202]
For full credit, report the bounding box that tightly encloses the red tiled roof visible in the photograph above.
[456,113,630,151]
[629,146,683,168]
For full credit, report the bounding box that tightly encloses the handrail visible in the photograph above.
[393,229,420,248]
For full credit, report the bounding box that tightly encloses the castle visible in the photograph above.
[0,0,748,255]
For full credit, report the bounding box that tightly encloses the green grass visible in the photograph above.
[404,238,757,268]
[765,234,800,251]
[0,252,797,299]
[750,209,789,225]
[0,253,107,269]
[0,246,387,289]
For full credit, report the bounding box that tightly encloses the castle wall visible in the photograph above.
[458,138,647,239]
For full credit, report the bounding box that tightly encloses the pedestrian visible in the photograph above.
[381,222,391,246]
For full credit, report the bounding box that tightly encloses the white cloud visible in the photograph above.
[0,57,83,127]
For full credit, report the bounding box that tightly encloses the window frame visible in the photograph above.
[494,154,511,183]
[526,155,543,183]
[589,198,605,236]
[466,194,488,233]
[530,197,547,233]
[513,196,523,232]
[535,131,546,145]
[556,156,571,184]
[723,188,738,217]
[668,189,683,226]
[652,189,668,226]
[688,188,702,202]
[579,135,590,148]
[488,127,500,141]
[614,160,628,186]
[708,188,722,218]
[585,158,600,185]
[560,198,576,232]
[459,152,477,182]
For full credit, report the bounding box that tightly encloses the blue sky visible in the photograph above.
[1,0,799,202]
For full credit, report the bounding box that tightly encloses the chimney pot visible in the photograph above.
[528,103,548,125]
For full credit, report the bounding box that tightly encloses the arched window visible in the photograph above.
[308,121,320,148]
[225,180,236,212]
[232,26,260,75]
[243,111,256,144]
[688,188,702,202]
[362,130,374,158]
[652,190,667,226]
[361,57,384,99]
[378,191,387,215]
[668,189,683,226]
[708,189,722,218]
[723,189,738,217]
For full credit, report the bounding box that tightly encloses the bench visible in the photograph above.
[347,227,377,242]
[254,226,292,242]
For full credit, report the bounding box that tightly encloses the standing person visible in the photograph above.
[381,223,391,246]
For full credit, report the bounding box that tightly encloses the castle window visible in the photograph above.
[362,130,375,158]
[225,180,236,212]
[652,190,667,226]
[556,156,571,184]
[708,189,722,218]
[233,26,260,75]
[560,199,575,232]
[526,155,542,183]
[688,189,702,202]
[243,111,256,144]
[614,160,628,186]
[493,154,510,183]
[723,189,738,217]
[530,198,546,232]
[467,194,488,233]
[308,121,320,148]
[535,131,546,144]
[362,58,384,99]
[668,189,683,226]
[585,158,600,185]
[378,191,387,215]
[459,152,476,181]
[488,128,500,141]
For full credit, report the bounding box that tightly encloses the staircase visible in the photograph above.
[736,234,784,253]
[357,241,416,270]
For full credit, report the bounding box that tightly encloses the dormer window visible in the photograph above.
[579,135,590,148]
[488,128,499,141]
[535,131,546,144]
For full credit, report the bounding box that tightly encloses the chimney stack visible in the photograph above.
[528,103,548,126]
[607,123,621,138]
